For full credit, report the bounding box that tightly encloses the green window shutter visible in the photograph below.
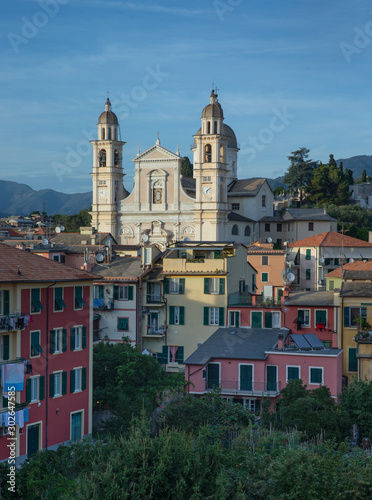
[180,306,185,325]
[164,278,169,294]
[202,369,206,379]
[82,326,87,349]
[262,273,268,282]
[361,307,367,320]
[179,278,185,294]
[70,370,75,393]
[82,368,87,391]
[207,364,220,389]
[49,374,55,398]
[39,376,45,401]
[240,365,252,391]
[26,379,31,403]
[306,249,311,260]
[287,367,299,380]
[306,269,311,280]
[159,345,168,364]
[219,307,225,326]
[118,318,128,331]
[348,348,357,372]
[204,307,209,325]
[98,285,104,299]
[62,329,67,352]
[204,278,210,294]
[177,346,184,364]
[265,312,272,329]
[128,286,134,301]
[50,330,55,354]
[113,285,118,300]
[311,368,322,384]
[315,310,327,324]
[3,335,9,360]
[236,313,240,328]
[214,250,220,259]
[219,278,225,295]
[3,290,9,315]
[344,307,350,327]
[252,312,262,328]
[169,306,175,325]
[266,366,277,391]
[71,328,76,351]
[62,371,67,395]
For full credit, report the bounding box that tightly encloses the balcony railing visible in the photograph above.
[354,331,372,343]
[0,314,29,332]
[145,325,166,336]
[146,294,164,304]
[205,380,281,397]
[228,293,282,308]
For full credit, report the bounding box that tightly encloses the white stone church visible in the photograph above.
[90,90,273,248]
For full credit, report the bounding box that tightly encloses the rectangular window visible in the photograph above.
[262,195,266,207]
[204,307,224,326]
[306,268,311,280]
[31,289,44,313]
[209,307,219,325]
[70,367,86,393]
[207,363,220,389]
[240,364,253,391]
[329,280,334,291]
[344,307,367,327]
[74,286,86,309]
[243,399,260,412]
[31,377,39,402]
[204,277,225,295]
[94,285,104,299]
[54,287,66,312]
[203,176,211,182]
[266,365,277,391]
[117,318,129,331]
[30,331,43,358]
[348,348,357,372]
[264,311,272,328]
[50,328,66,354]
[147,282,161,302]
[309,367,323,384]
[277,223,282,232]
[265,223,270,232]
[287,366,300,381]
[305,249,311,260]
[308,222,314,231]
[298,309,310,327]
[251,311,262,328]
[169,306,185,325]
[144,247,151,265]
[229,311,240,327]
[232,203,240,210]
[164,277,185,295]
[262,272,269,282]
[71,326,86,351]
[315,310,327,326]
[262,256,269,266]
[52,372,62,397]
[27,375,44,403]
[0,335,10,361]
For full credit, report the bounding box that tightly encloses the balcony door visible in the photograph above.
[27,423,40,458]
[207,363,220,389]
[266,366,277,391]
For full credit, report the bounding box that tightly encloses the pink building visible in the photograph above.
[185,327,343,410]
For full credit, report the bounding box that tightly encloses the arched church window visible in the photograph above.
[214,121,217,134]
[102,128,105,140]
[108,127,112,140]
[232,224,239,236]
[205,144,212,163]
[220,145,224,163]
[153,181,163,204]
[114,150,119,166]
[207,122,211,134]
[99,149,106,167]
[244,225,251,236]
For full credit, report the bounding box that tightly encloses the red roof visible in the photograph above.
[0,243,97,283]
[325,260,372,278]
[289,232,372,248]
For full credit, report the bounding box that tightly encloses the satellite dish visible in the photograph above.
[319,257,324,264]
[55,227,61,233]
[184,237,191,242]
[349,258,354,263]
[42,238,49,246]
[142,234,149,243]
[96,252,104,263]
[267,237,272,243]
[60,225,65,232]
[287,270,295,283]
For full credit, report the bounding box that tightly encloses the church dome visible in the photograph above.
[193,123,237,149]
[98,98,118,125]
[201,89,224,119]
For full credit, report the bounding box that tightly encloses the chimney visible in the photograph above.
[277,332,284,350]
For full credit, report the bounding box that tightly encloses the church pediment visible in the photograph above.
[132,144,180,162]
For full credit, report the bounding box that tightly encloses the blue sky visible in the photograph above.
[2,0,372,199]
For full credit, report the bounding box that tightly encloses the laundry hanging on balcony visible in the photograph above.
[1,363,25,392]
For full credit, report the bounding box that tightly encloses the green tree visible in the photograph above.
[307,162,350,206]
[340,380,372,439]
[328,154,337,168]
[344,167,354,185]
[273,185,285,196]
[181,156,193,178]
[283,147,316,206]
[53,208,91,232]
[361,168,367,182]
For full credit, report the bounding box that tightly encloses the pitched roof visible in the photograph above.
[0,243,97,283]
[184,327,285,365]
[283,291,335,307]
[228,212,255,223]
[340,282,372,297]
[288,232,372,248]
[325,260,372,278]
[284,208,337,221]
[49,232,114,245]
[181,177,196,198]
[92,256,142,280]
[228,178,269,196]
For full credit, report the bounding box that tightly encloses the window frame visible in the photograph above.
[229,310,240,327]
[239,363,254,392]
[30,376,40,403]
[308,222,314,231]
[170,278,180,294]
[30,330,43,358]
[54,287,66,312]
[315,309,327,327]
[265,223,270,232]
[348,347,357,372]
[261,272,269,283]
[309,366,324,385]
[344,306,367,328]
[305,268,311,280]
[52,371,62,398]
[261,256,269,266]
[232,203,240,211]
[209,307,219,326]
[286,365,301,382]
[117,317,129,332]
[30,288,43,314]
[51,328,63,354]
[74,286,86,310]
[298,309,310,327]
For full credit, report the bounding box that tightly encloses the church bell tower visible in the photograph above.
[90,98,126,239]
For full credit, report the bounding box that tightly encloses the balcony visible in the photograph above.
[93,298,114,310]
[163,258,227,274]
[144,294,165,306]
[228,293,282,308]
[143,325,166,337]
[205,380,281,397]
[0,403,29,430]
[0,314,29,332]
[354,331,372,343]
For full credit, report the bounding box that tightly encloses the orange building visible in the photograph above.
[247,242,285,302]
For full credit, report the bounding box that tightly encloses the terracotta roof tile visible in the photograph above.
[325,260,372,278]
[0,243,97,283]
[289,232,372,248]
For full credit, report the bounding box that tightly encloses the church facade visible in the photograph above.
[90,91,273,248]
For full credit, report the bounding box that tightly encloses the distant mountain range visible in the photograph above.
[1,155,372,216]
[0,180,92,217]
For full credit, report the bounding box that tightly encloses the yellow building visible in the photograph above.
[141,242,255,370]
